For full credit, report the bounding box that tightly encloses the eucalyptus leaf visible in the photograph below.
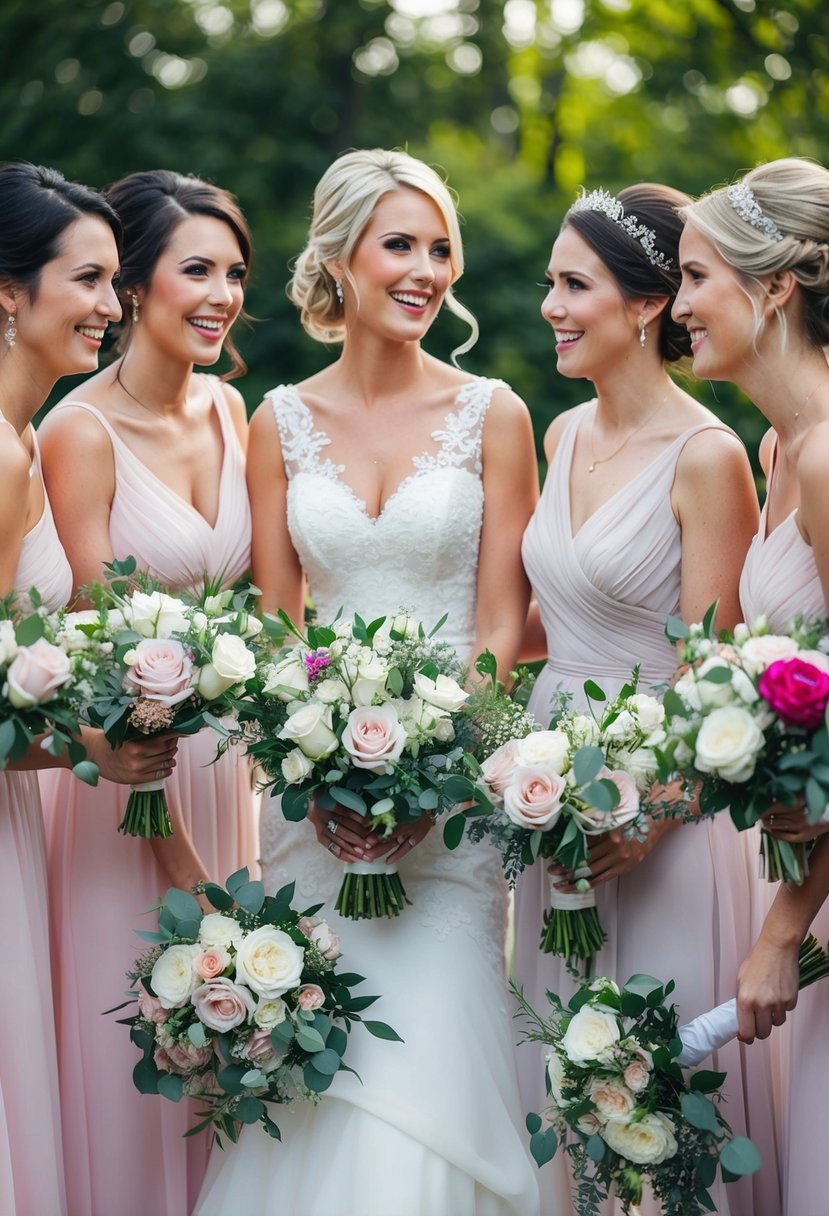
[719,1136,761,1178]
[157,1072,184,1103]
[681,1091,721,1135]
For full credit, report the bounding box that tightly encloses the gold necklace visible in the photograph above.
[115,367,174,420]
[794,377,829,421]
[588,395,669,473]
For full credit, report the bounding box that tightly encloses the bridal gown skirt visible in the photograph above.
[195,812,541,1216]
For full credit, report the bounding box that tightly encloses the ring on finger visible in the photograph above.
[769,814,775,827]
[327,841,338,854]
[327,819,338,836]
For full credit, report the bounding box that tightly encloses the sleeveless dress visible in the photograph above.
[194,378,541,1216]
[740,446,828,1216]
[39,376,258,1216]
[0,422,73,1215]
[516,401,778,1216]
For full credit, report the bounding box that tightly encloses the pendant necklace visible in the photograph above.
[588,393,670,473]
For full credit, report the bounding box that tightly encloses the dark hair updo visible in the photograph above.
[563,183,692,362]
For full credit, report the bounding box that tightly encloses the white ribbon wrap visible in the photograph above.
[547,867,596,912]
[676,998,738,1067]
[130,779,166,793]
[343,858,399,877]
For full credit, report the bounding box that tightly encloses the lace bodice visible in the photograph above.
[269,377,505,651]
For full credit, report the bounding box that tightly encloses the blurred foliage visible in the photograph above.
[3,0,828,475]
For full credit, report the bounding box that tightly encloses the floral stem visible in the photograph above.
[334,873,410,920]
[540,906,606,967]
[118,788,173,838]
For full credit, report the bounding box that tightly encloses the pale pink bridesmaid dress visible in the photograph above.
[515,401,779,1215]
[740,438,827,1216]
[40,375,258,1216]
[1,421,72,1214]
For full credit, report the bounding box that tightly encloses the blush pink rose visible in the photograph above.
[191,978,256,1031]
[237,1027,281,1072]
[624,1060,651,1093]
[137,987,167,1025]
[573,768,641,833]
[195,946,231,981]
[759,658,829,731]
[480,739,520,801]
[341,704,407,772]
[296,984,326,1011]
[5,638,71,708]
[298,917,341,961]
[123,638,196,708]
[503,766,566,830]
[154,1039,214,1074]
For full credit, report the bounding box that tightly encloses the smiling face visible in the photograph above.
[540,226,643,381]
[341,187,454,343]
[673,224,760,380]
[137,214,246,366]
[11,215,120,378]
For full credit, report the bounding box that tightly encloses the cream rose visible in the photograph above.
[314,677,351,705]
[281,747,315,785]
[5,638,71,707]
[57,609,102,653]
[253,998,288,1029]
[124,590,190,639]
[263,653,310,702]
[198,913,245,950]
[568,714,601,748]
[123,638,196,707]
[197,633,256,700]
[601,1112,678,1165]
[279,701,338,760]
[603,710,637,743]
[589,1077,636,1122]
[561,1004,621,1064]
[151,944,201,1009]
[740,634,801,673]
[628,694,665,734]
[341,704,407,772]
[677,658,757,712]
[503,766,566,830]
[694,705,764,783]
[515,730,570,774]
[0,619,17,665]
[480,739,520,800]
[623,1060,651,1093]
[191,977,256,1031]
[350,656,390,706]
[234,926,305,999]
[413,671,470,712]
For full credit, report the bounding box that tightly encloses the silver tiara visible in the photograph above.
[570,188,673,271]
[726,183,784,243]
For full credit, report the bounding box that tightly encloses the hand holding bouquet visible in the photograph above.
[660,605,829,883]
[233,610,487,919]
[113,868,400,1144]
[514,972,762,1216]
[77,559,260,837]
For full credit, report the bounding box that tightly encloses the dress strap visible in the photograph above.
[417,376,508,477]
[267,384,344,482]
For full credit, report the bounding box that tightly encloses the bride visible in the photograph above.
[194,149,541,1215]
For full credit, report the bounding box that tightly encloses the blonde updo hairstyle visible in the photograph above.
[289,148,478,360]
[681,158,829,350]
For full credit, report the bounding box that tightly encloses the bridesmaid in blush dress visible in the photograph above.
[675,157,829,1216]
[515,184,776,1215]
[0,164,175,1216]
[37,171,258,1216]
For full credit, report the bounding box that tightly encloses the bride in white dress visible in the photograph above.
[194,149,541,1216]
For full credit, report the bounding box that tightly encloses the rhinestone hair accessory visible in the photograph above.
[570,188,673,271]
[726,183,784,243]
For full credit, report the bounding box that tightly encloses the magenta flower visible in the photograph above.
[759,658,829,731]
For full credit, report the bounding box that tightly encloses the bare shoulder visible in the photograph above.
[37,399,114,461]
[0,428,31,488]
[675,424,750,480]
[485,382,532,432]
[758,426,777,476]
[216,378,247,424]
[250,394,279,439]
[798,420,829,485]
[542,403,584,462]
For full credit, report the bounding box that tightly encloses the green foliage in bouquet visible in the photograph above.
[112,868,401,1145]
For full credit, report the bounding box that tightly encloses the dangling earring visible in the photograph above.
[638,316,647,348]
[130,294,140,325]
[335,281,344,305]
[4,313,16,347]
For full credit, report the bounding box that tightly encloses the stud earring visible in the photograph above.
[4,313,16,347]
[130,295,140,325]
[335,281,344,305]
[638,316,647,348]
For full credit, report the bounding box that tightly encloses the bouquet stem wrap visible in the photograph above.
[335,857,410,921]
[541,868,606,966]
[118,780,173,839]
[760,829,809,885]
[676,998,739,1067]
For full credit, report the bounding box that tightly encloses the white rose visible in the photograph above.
[58,609,101,653]
[124,590,190,639]
[198,913,245,949]
[433,717,455,743]
[516,730,571,775]
[397,696,448,741]
[350,656,390,707]
[203,594,227,615]
[561,1004,621,1064]
[279,701,338,760]
[315,677,351,705]
[151,943,202,1009]
[263,653,310,702]
[390,613,420,639]
[413,671,470,712]
[628,694,665,734]
[253,997,288,1029]
[601,1112,678,1165]
[740,634,801,673]
[797,649,829,674]
[546,1050,567,1108]
[612,745,659,787]
[235,926,305,999]
[680,657,757,711]
[281,747,315,784]
[197,633,256,699]
[568,714,600,748]
[0,620,18,665]
[694,705,764,783]
[603,710,637,742]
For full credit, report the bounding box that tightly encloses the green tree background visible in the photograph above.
[2,0,826,468]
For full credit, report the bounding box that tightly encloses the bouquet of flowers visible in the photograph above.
[114,867,400,1144]
[232,610,505,920]
[76,559,261,837]
[445,670,664,967]
[514,973,763,1216]
[659,605,829,883]
[0,591,105,783]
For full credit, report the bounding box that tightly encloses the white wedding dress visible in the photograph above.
[194,379,541,1216]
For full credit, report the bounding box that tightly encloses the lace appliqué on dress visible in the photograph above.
[414,377,506,478]
[269,385,345,482]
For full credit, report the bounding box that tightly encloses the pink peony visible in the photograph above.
[5,638,71,708]
[341,704,407,772]
[296,984,326,1012]
[759,658,829,731]
[123,638,196,708]
[191,977,256,1032]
